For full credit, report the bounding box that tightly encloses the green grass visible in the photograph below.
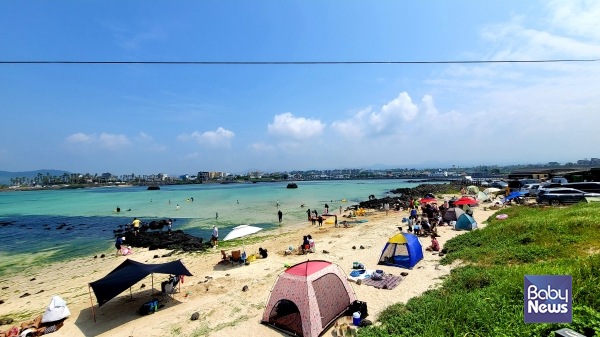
[359,203,600,337]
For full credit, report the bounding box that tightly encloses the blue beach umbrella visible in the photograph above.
[505,191,527,201]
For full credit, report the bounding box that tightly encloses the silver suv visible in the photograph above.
[536,188,600,206]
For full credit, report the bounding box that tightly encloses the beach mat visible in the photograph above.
[362,275,403,290]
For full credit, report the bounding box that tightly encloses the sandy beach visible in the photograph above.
[0,197,496,337]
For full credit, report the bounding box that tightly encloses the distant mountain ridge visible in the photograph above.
[0,169,71,184]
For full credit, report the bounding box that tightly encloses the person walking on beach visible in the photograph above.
[317,215,323,228]
[132,217,141,236]
[115,236,124,256]
[278,210,283,224]
[211,225,219,248]
[384,202,390,216]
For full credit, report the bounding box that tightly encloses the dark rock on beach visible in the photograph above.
[358,183,456,209]
[19,293,30,298]
[123,230,205,252]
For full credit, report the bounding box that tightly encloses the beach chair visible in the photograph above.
[221,250,231,264]
[230,250,246,265]
[160,275,180,301]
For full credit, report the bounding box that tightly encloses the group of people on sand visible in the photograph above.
[299,235,315,254]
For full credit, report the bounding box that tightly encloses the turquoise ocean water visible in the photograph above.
[0,179,427,276]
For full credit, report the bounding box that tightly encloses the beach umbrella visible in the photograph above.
[453,197,479,206]
[419,198,437,203]
[483,188,501,195]
[505,191,527,201]
[223,225,263,251]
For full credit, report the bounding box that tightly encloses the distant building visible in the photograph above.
[577,159,591,165]
[158,173,168,180]
[198,171,210,181]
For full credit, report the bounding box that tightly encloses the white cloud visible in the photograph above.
[65,132,130,149]
[330,107,370,139]
[66,133,92,144]
[547,0,600,40]
[251,142,276,151]
[332,93,439,138]
[267,112,326,139]
[178,127,235,148]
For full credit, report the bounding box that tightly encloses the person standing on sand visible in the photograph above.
[211,225,219,248]
[132,217,141,236]
[317,215,323,228]
[278,210,283,224]
[339,205,342,215]
[384,202,390,216]
[306,209,311,221]
[324,204,329,214]
[167,219,172,235]
[115,236,124,256]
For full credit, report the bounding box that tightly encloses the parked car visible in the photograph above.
[550,177,568,184]
[536,183,563,195]
[522,183,541,196]
[562,182,600,193]
[489,181,508,189]
[536,188,600,205]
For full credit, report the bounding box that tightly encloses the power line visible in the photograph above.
[0,59,599,65]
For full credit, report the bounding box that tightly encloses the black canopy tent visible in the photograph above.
[88,259,193,321]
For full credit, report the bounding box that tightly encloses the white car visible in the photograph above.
[522,183,541,196]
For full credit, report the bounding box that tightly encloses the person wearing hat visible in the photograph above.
[115,236,125,256]
[211,225,219,248]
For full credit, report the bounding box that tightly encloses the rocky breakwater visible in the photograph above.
[358,183,454,209]
[123,230,207,252]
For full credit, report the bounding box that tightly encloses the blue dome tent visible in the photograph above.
[378,233,423,269]
[455,214,478,231]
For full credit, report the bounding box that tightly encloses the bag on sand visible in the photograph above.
[139,300,159,315]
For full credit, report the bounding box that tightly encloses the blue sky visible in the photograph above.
[1,1,599,175]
